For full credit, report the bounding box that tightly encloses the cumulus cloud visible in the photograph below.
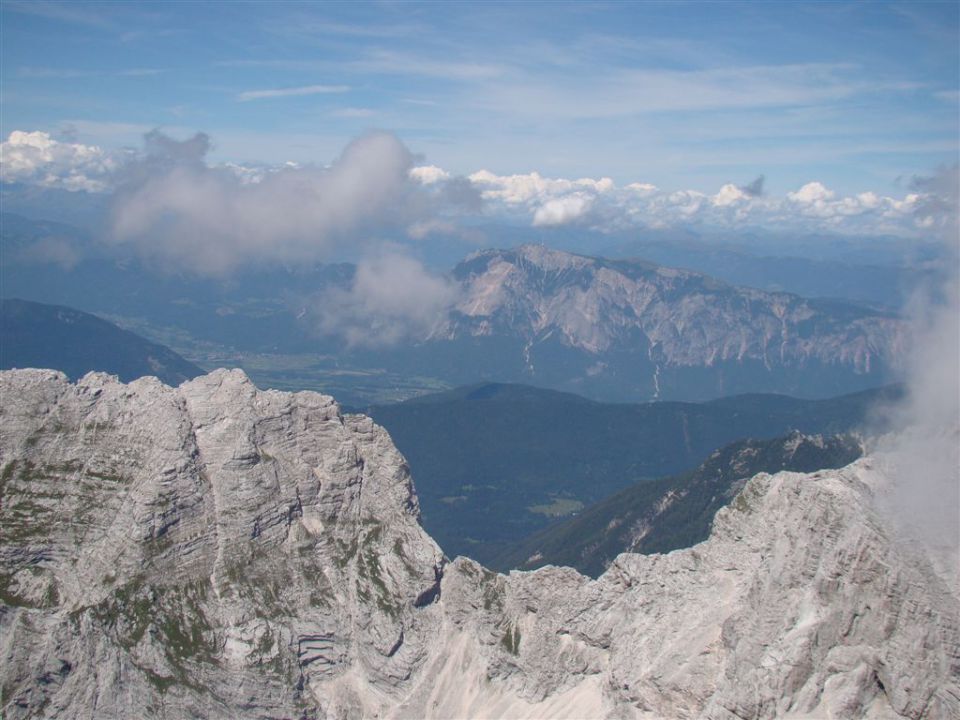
[788,180,836,204]
[312,246,458,347]
[109,130,420,275]
[409,164,451,185]
[533,195,593,226]
[409,165,484,216]
[712,183,751,207]
[468,169,614,227]
[469,169,615,204]
[0,130,118,191]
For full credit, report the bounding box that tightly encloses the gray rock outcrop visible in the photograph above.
[1,369,956,718]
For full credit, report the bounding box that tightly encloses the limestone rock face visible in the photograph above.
[446,245,906,372]
[0,369,444,719]
[1,369,957,719]
[430,245,907,401]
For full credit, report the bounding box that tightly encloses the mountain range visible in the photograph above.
[1,369,956,719]
[409,245,906,401]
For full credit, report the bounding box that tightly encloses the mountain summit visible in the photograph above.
[408,245,907,401]
[1,369,956,719]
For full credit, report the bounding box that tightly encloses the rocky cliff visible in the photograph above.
[1,369,957,719]
[417,245,908,401]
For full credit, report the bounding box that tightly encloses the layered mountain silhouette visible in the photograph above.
[0,298,204,386]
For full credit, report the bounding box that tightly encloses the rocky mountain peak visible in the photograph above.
[2,369,957,719]
[1,368,445,718]
[443,247,906,389]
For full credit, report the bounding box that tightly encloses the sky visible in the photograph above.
[2,0,958,199]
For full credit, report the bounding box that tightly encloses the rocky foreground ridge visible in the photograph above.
[1,369,958,719]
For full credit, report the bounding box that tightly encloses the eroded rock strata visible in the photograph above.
[1,369,956,718]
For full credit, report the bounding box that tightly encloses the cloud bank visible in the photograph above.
[2,128,942,239]
[466,168,927,236]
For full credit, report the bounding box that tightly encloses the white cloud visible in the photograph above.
[1,128,942,239]
[313,247,459,347]
[406,219,456,239]
[788,181,836,203]
[409,164,451,185]
[875,164,959,571]
[468,169,615,204]
[625,182,658,195]
[0,130,118,191]
[110,130,420,275]
[713,183,750,207]
[458,166,929,235]
[237,84,349,101]
[533,195,593,226]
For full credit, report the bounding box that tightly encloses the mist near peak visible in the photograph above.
[874,164,959,581]
[310,245,459,348]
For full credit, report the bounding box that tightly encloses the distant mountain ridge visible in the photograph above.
[415,245,906,401]
[600,234,939,310]
[360,245,908,403]
[0,298,204,386]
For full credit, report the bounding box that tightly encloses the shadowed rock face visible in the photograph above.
[1,369,957,719]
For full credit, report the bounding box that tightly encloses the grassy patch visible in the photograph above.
[527,497,584,517]
[358,547,399,618]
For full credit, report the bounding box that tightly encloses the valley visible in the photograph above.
[365,382,897,564]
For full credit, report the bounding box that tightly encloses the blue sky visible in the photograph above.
[1,0,957,196]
